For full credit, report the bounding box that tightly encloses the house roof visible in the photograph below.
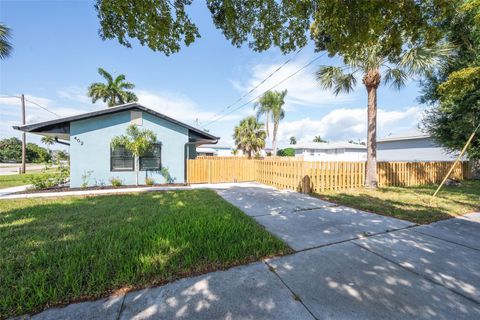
[196,147,218,154]
[292,142,366,150]
[197,143,232,149]
[13,103,219,142]
[378,130,430,142]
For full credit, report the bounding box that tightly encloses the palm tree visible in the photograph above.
[111,124,157,185]
[316,43,450,188]
[0,23,12,60]
[313,136,327,143]
[88,68,138,107]
[254,90,287,155]
[233,116,266,159]
[41,136,55,153]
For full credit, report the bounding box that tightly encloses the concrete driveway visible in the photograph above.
[216,185,415,251]
[24,184,480,319]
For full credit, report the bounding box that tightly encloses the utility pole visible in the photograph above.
[21,94,26,174]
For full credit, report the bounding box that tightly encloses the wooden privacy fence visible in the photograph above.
[187,157,471,192]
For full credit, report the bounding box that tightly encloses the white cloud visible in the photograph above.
[58,86,92,104]
[231,56,356,111]
[276,106,423,146]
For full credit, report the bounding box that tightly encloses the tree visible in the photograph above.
[0,23,12,60]
[88,68,138,107]
[421,1,480,160]
[0,138,50,163]
[41,136,55,153]
[254,90,287,155]
[313,136,327,143]
[422,67,480,159]
[316,42,450,187]
[94,1,453,56]
[233,116,266,159]
[348,139,366,146]
[93,0,455,187]
[277,147,295,157]
[0,137,21,162]
[289,136,296,145]
[56,150,69,162]
[111,124,157,185]
[26,143,51,163]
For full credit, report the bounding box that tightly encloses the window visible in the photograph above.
[111,146,134,171]
[140,144,161,170]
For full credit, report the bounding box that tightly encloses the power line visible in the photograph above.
[201,47,305,125]
[0,94,62,118]
[24,98,62,117]
[202,52,327,128]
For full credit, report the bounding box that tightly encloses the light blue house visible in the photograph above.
[14,103,218,187]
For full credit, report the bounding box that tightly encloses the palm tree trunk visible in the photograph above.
[365,85,378,188]
[272,121,278,156]
[265,115,270,139]
[364,69,380,188]
[135,157,139,185]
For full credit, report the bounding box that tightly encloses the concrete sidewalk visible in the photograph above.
[0,182,265,200]
[0,185,30,197]
[15,185,480,319]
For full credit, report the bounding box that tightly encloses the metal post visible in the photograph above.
[21,94,26,174]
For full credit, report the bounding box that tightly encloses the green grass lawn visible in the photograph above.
[315,180,480,224]
[0,190,290,318]
[0,170,59,189]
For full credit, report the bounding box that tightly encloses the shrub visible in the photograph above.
[277,147,295,157]
[145,177,155,186]
[160,167,175,184]
[109,177,123,187]
[28,172,68,190]
[28,174,57,190]
[81,170,93,188]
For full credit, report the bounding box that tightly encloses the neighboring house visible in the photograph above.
[14,103,218,187]
[196,144,235,157]
[377,131,459,161]
[195,144,272,157]
[292,142,367,161]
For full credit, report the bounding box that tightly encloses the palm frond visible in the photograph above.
[97,67,113,83]
[333,73,357,95]
[87,83,108,103]
[317,66,357,95]
[384,67,408,90]
[316,66,344,89]
[0,24,12,60]
[114,74,127,85]
[119,81,135,90]
[399,44,453,76]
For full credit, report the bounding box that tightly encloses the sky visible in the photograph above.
[0,0,426,151]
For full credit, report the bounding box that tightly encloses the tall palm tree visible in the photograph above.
[88,68,138,107]
[233,116,266,159]
[0,23,12,60]
[316,43,450,188]
[255,90,287,155]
